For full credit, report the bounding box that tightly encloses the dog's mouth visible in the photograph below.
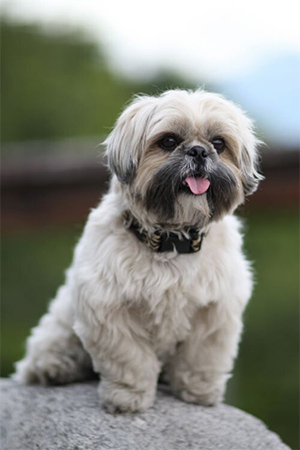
[181,176,211,195]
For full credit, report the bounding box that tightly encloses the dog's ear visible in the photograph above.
[241,146,264,196]
[104,96,157,184]
[239,117,264,196]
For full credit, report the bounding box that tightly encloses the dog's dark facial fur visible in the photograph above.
[206,163,238,220]
[145,154,183,220]
[145,147,239,222]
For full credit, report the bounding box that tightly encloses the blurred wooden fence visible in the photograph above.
[1,139,299,231]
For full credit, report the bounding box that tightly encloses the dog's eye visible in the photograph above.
[158,136,178,151]
[212,138,225,153]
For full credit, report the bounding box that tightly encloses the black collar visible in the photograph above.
[123,211,207,254]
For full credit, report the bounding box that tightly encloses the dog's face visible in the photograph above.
[105,90,262,229]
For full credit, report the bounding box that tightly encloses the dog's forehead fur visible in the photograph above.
[105,89,257,167]
[147,91,253,153]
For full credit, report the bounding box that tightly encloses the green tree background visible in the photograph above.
[1,19,199,144]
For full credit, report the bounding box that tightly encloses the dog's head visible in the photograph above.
[105,89,263,229]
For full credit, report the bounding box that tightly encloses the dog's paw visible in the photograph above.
[99,379,156,413]
[178,386,224,406]
[14,353,91,386]
[171,372,229,407]
[14,355,69,385]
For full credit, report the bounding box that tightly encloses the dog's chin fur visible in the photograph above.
[14,89,262,414]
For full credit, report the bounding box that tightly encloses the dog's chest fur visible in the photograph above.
[74,191,244,361]
[132,268,202,359]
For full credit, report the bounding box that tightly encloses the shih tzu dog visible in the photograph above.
[14,89,262,413]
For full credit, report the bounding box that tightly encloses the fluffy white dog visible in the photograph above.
[14,89,262,413]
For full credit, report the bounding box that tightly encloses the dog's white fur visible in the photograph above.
[14,89,261,413]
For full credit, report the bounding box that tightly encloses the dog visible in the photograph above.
[14,89,263,413]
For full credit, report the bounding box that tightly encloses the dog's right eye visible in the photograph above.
[158,136,178,151]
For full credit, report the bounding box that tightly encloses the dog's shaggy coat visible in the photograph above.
[14,89,262,413]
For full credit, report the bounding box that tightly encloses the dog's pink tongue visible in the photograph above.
[185,177,210,195]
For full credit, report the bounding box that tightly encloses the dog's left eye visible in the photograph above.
[212,138,226,153]
[158,136,178,151]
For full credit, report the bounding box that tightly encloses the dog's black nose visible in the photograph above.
[187,146,208,160]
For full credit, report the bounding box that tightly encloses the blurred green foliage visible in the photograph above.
[1,19,197,143]
[1,212,299,448]
[229,211,299,449]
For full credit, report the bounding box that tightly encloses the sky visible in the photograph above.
[1,0,300,83]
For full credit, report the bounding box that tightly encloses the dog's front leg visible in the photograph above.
[74,306,160,413]
[168,302,243,406]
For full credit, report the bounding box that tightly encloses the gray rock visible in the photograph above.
[0,379,290,450]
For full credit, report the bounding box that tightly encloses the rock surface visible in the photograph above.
[0,379,290,450]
